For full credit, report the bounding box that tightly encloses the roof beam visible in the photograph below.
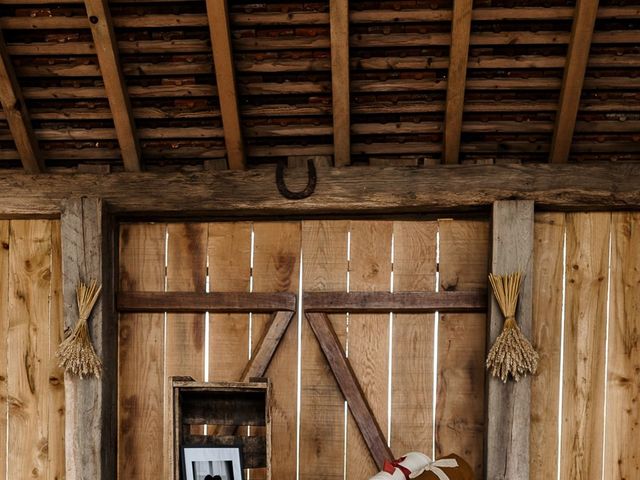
[330,0,351,166]
[84,0,141,172]
[0,29,43,173]
[205,0,246,170]
[443,0,473,164]
[549,0,600,163]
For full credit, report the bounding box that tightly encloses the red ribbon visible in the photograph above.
[383,457,412,480]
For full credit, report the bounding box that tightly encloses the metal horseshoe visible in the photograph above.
[276,159,317,200]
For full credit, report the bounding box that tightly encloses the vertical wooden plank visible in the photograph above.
[530,213,565,479]
[330,0,350,166]
[299,220,348,480]
[0,220,8,480]
[486,201,534,480]
[391,221,437,455]
[252,222,301,480]
[347,221,392,479]
[443,0,473,164]
[560,212,609,480]
[437,218,488,477]
[604,212,640,480]
[118,223,166,480]
[7,220,52,479]
[208,222,252,382]
[165,222,207,457]
[62,197,116,480]
[48,221,65,480]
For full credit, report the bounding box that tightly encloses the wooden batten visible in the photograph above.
[485,200,534,480]
[61,197,116,480]
[330,0,351,167]
[205,0,246,170]
[549,0,601,163]
[443,0,473,164]
[0,29,43,173]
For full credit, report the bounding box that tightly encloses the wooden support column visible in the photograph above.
[443,0,473,164]
[61,197,116,480]
[485,200,534,480]
[330,0,351,166]
[85,0,141,172]
[549,0,600,163]
[205,0,246,170]
[0,28,43,173]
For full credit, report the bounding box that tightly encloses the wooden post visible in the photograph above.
[61,197,116,480]
[485,200,534,480]
[329,0,351,166]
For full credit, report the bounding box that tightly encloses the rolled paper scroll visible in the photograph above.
[369,452,459,480]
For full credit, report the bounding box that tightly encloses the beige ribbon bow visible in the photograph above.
[414,455,459,480]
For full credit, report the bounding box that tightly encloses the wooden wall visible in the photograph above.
[531,212,640,480]
[0,219,65,480]
[117,219,489,479]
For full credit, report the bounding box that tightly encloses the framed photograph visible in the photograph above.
[182,446,244,480]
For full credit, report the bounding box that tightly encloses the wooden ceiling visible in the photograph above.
[0,0,638,173]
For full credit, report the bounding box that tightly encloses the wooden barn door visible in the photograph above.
[117,218,489,479]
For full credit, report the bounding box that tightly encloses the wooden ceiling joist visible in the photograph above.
[205,0,246,170]
[549,0,601,163]
[84,0,141,172]
[0,29,43,174]
[330,0,351,167]
[443,0,473,164]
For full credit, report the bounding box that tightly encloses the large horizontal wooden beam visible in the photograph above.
[1,163,640,216]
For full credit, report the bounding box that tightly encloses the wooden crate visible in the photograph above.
[169,377,272,480]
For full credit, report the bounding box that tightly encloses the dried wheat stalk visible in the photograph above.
[57,280,103,378]
[486,272,539,382]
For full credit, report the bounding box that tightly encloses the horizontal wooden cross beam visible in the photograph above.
[2,163,640,217]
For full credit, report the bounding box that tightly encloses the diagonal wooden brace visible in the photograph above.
[306,312,394,470]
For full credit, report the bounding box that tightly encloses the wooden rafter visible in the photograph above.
[330,0,351,167]
[205,0,246,170]
[84,0,141,172]
[0,29,43,173]
[443,0,473,164]
[549,0,600,163]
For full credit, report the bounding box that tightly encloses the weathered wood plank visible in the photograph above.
[437,219,488,476]
[485,201,534,480]
[7,221,52,479]
[252,222,301,480]
[61,198,115,480]
[205,0,245,169]
[300,220,348,480]
[0,220,8,480]
[117,291,297,313]
[443,0,472,164]
[560,212,609,480]
[118,223,165,480]
[530,213,565,479]
[208,222,252,382]
[605,212,640,480]
[2,164,640,216]
[307,312,393,470]
[303,291,487,312]
[549,0,600,163]
[391,221,437,455]
[0,29,43,173]
[348,221,392,478]
[48,221,65,480]
[84,0,141,172]
[164,223,207,456]
[330,0,350,166]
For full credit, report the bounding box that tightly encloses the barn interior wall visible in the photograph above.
[0,213,638,479]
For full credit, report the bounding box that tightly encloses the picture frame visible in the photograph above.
[181,446,244,480]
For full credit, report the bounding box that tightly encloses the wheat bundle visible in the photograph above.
[486,272,538,382]
[57,280,103,378]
